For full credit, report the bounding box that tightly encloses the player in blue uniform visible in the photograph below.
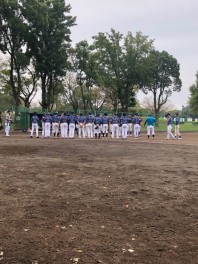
[60,112,69,139]
[85,113,94,138]
[120,113,129,139]
[133,113,140,139]
[102,113,110,138]
[77,113,86,138]
[43,113,52,138]
[30,112,40,138]
[41,112,46,137]
[128,114,133,137]
[5,110,12,137]
[174,113,182,139]
[144,114,155,139]
[68,113,77,139]
[94,114,103,139]
[52,112,60,138]
[166,113,175,140]
[111,114,120,139]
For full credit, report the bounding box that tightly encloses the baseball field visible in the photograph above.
[0,133,197,264]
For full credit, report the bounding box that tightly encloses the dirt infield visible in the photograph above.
[0,133,198,264]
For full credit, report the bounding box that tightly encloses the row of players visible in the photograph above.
[31,112,143,139]
[30,112,182,140]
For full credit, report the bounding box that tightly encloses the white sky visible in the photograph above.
[66,0,198,110]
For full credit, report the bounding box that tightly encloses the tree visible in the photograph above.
[0,0,30,117]
[141,96,176,114]
[140,50,182,119]
[189,72,198,114]
[92,29,154,112]
[23,0,76,111]
[69,40,100,112]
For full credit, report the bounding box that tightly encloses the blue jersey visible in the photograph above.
[32,115,39,124]
[44,115,52,123]
[69,115,77,124]
[60,115,69,123]
[86,115,94,123]
[128,117,132,123]
[121,116,129,124]
[52,114,60,123]
[102,116,109,124]
[167,117,172,125]
[145,116,155,126]
[94,117,103,125]
[78,116,85,123]
[175,116,180,125]
[133,116,139,124]
[111,116,120,124]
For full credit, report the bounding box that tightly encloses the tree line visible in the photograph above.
[0,0,183,119]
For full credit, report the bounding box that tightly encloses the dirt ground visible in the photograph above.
[0,132,198,264]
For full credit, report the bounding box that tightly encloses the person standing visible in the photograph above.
[52,112,60,138]
[30,112,40,138]
[133,113,140,139]
[94,113,103,139]
[102,113,109,138]
[174,113,182,139]
[144,114,156,139]
[41,112,46,137]
[43,113,52,138]
[111,114,120,139]
[77,113,85,139]
[5,110,12,137]
[60,112,69,139]
[128,114,133,137]
[166,113,175,140]
[68,112,77,139]
[121,113,129,139]
[138,114,143,136]
[85,113,94,139]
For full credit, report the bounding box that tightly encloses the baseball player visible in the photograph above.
[85,113,94,138]
[94,113,103,139]
[30,112,40,138]
[120,113,129,139]
[60,112,69,139]
[174,113,182,139]
[128,114,133,137]
[102,113,110,138]
[68,112,77,139]
[43,112,52,138]
[52,112,60,138]
[166,113,175,140]
[133,113,140,139]
[111,114,120,139]
[144,114,155,139]
[77,113,85,138]
[5,110,12,137]
[41,112,46,137]
[138,114,143,136]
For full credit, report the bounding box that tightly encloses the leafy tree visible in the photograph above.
[22,0,76,111]
[189,72,198,114]
[92,29,154,112]
[69,40,100,112]
[140,50,182,119]
[0,0,30,117]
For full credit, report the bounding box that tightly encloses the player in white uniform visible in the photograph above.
[30,112,40,138]
[5,110,12,136]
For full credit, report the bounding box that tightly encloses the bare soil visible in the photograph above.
[0,132,198,264]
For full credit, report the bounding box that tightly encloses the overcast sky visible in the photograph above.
[67,0,198,110]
